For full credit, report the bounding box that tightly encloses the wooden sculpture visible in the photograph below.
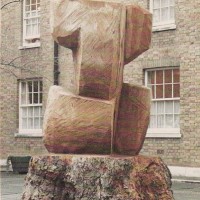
[43,0,152,155]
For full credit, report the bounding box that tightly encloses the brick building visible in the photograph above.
[1,0,200,177]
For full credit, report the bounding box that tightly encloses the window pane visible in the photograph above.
[21,94,26,104]
[157,115,164,128]
[165,84,172,98]
[147,71,155,84]
[174,101,180,113]
[37,20,40,34]
[24,0,40,40]
[22,108,27,117]
[26,18,31,25]
[22,118,27,129]
[19,79,43,131]
[28,93,33,104]
[28,81,33,92]
[170,7,174,20]
[26,6,30,11]
[32,24,37,35]
[156,85,163,98]
[153,0,160,8]
[157,101,164,114]
[161,7,169,21]
[33,93,39,103]
[164,69,172,83]
[39,81,43,92]
[34,118,40,129]
[150,115,156,128]
[34,107,40,117]
[28,107,33,117]
[31,11,37,17]
[26,0,30,5]
[33,81,38,92]
[21,83,26,104]
[40,107,43,117]
[173,84,180,97]
[165,114,173,128]
[26,25,32,36]
[26,12,31,18]
[151,102,156,115]
[40,117,43,128]
[174,114,180,128]
[165,101,173,114]
[173,69,180,83]
[170,0,174,5]
[38,92,42,103]
[21,82,26,93]
[148,85,155,99]
[145,68,180,131]
[161,0,169,7]
[31,4,36,10]
[156,70,163,84]
[28,118,33,129]
[153,9,160,23]
[37,4,40,10]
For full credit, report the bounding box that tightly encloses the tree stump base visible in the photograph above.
[22,154,174,200]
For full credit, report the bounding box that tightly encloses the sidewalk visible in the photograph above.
[172,181,200,200]
[0,172,26,200]
[1,172,200,200]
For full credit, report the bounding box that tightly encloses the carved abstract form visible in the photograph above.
[114,83,151,155]
[43,86,114,154]
[43,0,152,155]
[50,0,152,99]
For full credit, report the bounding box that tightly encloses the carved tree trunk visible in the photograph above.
[22,155,174,200]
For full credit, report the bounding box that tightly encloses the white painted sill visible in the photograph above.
[169,166,200,179]
[146,128,181,138]
[15,131,43,138]
[18,43,40,50]
[152,23,176,32]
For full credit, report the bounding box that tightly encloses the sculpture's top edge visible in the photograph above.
[52,0,151,8]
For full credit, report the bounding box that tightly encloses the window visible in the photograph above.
[145,68,180,137]
[150,0,176,31]
[23,0,40,47]
[19,79,43,136]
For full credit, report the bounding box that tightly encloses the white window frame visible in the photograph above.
[150,0,176,32]
[145,67,181,138]
[22,0,40,48]
[17,79,43,137]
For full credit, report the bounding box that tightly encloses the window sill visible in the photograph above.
[146,128,181,138]
[152,24,176,32]
[18,43,40,50]
[15,133,43,138]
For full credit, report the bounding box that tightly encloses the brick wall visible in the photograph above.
[123,0,200,167]
[0,0,52,158]
[1,0,200,167]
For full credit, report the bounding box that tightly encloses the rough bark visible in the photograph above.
[22,155,174,200]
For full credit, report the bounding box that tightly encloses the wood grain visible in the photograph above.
[48,0,152,155]
[51,0,126,100]
[124,4,152,64]
[114,83,151,155]
[43,86,115,154]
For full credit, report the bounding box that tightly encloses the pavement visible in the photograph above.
[1,172,200,200]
